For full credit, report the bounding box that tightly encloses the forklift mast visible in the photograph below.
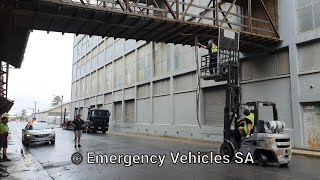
[200,28,241,140]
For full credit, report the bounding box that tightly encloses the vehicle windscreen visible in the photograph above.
[92,110,109,116]
[26,123,51,130]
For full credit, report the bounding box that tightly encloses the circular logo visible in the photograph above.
[71,152,83,165]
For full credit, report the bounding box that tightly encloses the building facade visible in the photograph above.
[70,0,320,151]
[35,102,70,125]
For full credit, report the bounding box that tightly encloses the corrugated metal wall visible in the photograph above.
[125,100,135,123]
[204,86,226,126]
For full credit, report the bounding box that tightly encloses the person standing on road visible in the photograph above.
[70,114,85,148]
[0,116,11,161]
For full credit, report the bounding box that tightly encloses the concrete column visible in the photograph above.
[282,0,304,148]
[289,45,304,148]
[151,42,155,124]
[169,44,175,125]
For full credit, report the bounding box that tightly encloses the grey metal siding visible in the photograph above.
[114,102,122,123]
[242,78,293,129]
[204,86,225,126]
[125,100,135,123]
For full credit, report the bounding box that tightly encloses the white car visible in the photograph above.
[22,122,55,146]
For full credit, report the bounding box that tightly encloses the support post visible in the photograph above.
[175,0,179,20]
[195,35,201,128]
[215,0,219,26]
[60,95,63,125]
[5,63,8,98]
[248,0,252,32]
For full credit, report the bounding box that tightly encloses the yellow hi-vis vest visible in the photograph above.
[211,43,218,53]
[244,113,254,135]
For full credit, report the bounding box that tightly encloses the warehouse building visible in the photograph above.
[35,102,70,125]
[70,0,320,151]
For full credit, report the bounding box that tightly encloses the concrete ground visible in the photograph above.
[2,122,320,180]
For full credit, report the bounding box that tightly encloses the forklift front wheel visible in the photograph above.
[258,153,267,167]
[220,142,234,160]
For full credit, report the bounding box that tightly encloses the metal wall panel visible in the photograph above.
[153,96,171,124]
[173,72,197,92]
[90,97,96,105]
[79,99,84,107]
[137,84,150,98]
[299,73,320,97]
[277,50,290,75]
[242,78,293,128]
[174,92,197,125]
[137,99,152,123]
[124,87,135,100]
[97,95,104,105]
[241,60,253,81]
[114,90,123,102]
[104,93,112,104]
[125,100,135,123]
[204,86,225,126]
[114,102,122,123]
[153,78,170,96]
[84,98,90,107]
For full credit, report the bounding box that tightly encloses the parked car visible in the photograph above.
[22,121,55,146]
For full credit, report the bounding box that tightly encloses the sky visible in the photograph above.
[8,30,74,116]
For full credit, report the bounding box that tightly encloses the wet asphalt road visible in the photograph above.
[8,122,320,180]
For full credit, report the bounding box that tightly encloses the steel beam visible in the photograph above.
[197,0,212,23]
[220,0,236,27]
[180,0,194,21]
[162,0,176,19]
[218,3,232,29]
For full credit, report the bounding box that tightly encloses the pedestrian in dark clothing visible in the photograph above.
[70,114,85,148]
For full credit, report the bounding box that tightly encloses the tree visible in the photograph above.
[51,95,62,106]
[19,109,28,121]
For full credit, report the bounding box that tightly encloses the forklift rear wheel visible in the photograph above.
[220,142,234,159]
[258,153,267,167]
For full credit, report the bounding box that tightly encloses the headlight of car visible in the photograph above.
[26,134,32,137]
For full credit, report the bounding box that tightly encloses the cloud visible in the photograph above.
[7,30,74,115]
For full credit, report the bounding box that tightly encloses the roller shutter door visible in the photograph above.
[125,100,135,123]
[114,102,122,123]
[204,86,226,126]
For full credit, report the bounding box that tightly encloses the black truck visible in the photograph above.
[84,109,110,133]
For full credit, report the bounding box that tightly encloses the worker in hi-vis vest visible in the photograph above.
[198,39,218,74]
[237,109,255,138]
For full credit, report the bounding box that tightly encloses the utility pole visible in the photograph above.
[34,102,37,118]
[60,95,63,125]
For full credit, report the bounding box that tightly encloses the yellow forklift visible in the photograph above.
[200,28,291,167]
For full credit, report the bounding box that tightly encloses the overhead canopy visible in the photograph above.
[0,96,14,116]
[0,0,281,69]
